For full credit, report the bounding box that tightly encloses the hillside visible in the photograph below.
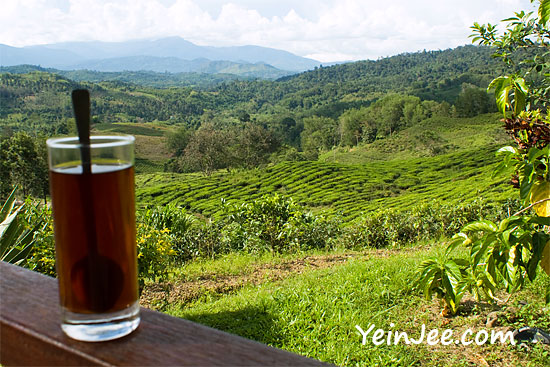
[1,45,519,217]
[136,145,515,223]
[212,45,507,115]
[1,45,505,133]
[319,113,509,163]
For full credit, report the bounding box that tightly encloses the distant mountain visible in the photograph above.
[0,65,253,89]
[0,37,320,75]
[0,44,83,67]
[65,56,291,78]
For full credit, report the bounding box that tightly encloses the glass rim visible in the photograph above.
[46,135,135,149]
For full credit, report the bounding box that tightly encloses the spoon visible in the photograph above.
[70,89,124,313]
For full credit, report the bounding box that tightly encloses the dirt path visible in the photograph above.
[140,251,387,309]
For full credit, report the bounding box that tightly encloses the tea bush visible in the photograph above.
[23,194,522,287]
[222,194,340,253]
[340,199,522,249]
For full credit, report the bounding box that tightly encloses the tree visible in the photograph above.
[236,110,251,123]
[454,85,493,117]
[1,132,48,199]
[418,0,550,315]
[232,123,280,168]
[177,124,233,175]
[471,0,550,113]
[338,109,363,146]
[300,116,339,158]
[166,126,192,157]
[0,138,12,199]
[366,94,425,137]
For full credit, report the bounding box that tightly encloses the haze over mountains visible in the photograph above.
[0,37,322,78]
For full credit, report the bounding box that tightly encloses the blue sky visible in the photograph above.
[0,0,536,62]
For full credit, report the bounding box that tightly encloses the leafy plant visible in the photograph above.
[449,216,550,300]
[471,1,550,112]
[136,223,176,291]
[22,198,56,276]
[0,187,44,265]
[418,0,550,314]
[416,254,466,315]
[223,194,336,253]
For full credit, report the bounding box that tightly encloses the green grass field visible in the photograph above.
[157,244,550,366]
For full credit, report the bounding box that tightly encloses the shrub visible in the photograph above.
[341,199,522,249]
[136,223,176,290]
[1,189,47,267]
[22,199,56,277]
[222,194,340,253]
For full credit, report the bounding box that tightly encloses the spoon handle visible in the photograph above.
[72,89,92,174]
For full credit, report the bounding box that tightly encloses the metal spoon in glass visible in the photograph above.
[70,89,124,312]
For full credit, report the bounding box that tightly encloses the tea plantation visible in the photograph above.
[136,144,515,223]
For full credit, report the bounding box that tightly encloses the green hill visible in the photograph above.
[319,113,509,164]
[136,145,515,223]
[1,45,506,133]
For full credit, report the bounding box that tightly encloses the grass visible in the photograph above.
[93,122,167,137]
[136,145,516,223]
[155,243,550,366]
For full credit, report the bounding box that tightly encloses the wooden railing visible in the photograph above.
[0,262,329,366]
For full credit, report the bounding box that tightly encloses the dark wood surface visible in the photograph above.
[0,261,329,366]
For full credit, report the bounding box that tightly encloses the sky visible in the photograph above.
[0,0,538,62]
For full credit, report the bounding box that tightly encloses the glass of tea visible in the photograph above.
[47,135,140,342]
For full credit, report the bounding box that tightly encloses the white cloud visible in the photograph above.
[0,0,537,62]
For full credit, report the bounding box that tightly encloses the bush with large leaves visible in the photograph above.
[417,0,550,315]
[0,188,45,266]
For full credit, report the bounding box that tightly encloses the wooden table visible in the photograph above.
[0,261,329,366]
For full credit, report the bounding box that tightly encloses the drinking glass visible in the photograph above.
[47,135,140,342]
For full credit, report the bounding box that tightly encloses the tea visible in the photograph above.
[50,164,138,314]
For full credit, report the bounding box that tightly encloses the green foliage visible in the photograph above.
[454,85,495,117]
[338,109,364,146]
[136,204,195,287]
[140,203,195,235]
[416,254,466,315]
[320,113,508,163]
[448,215,550,297]
[223,194,338,253]
[418,1,550,316]
[1,45,505,137]
[171,123,232,175]
[341,199,515,250]
[495,141,549,205]
[487,75,529,116]
[363,94,428,138]
[300,116,339,157]
[22,199,56,276]
[0,132,49,199]
[136,223,176,290]
[131,195,521,267]
[165,126,192,156]
[94,122,165,136]
[471,1,550,112]
[0,188,45,266]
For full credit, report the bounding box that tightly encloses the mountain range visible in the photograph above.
[0,37,321,78]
